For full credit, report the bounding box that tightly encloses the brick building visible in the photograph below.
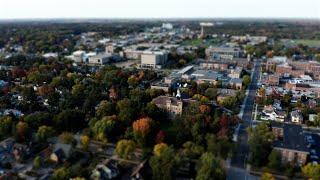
[271,122,309,166]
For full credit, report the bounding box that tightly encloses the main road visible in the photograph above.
[227,60,261,180]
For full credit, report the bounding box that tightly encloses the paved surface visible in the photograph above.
[227,60,261,180]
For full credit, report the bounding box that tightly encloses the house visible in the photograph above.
[271,122,309,166]
[91,159,120,180]
[267,75,280,86]
[152,96,183,117]
[290,110,303,124]
[229,78,243,89]
[50,143,73,163]
[216,88,237,102]
[309,114,318,122]
[261,105,286,122]
[273,99,282,111]
[228,67,242,79]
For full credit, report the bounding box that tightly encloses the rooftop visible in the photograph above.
[272,122,309,153]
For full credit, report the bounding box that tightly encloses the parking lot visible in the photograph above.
[304,132,320,164]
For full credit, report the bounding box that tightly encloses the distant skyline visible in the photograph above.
[1,0,319,19]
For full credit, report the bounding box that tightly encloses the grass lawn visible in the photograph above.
[282,39,320,47]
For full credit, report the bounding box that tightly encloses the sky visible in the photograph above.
[0,0,319,19]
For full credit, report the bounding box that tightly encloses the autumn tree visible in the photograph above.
[80,135,90,150]
[155,130,167,144]
[133,117,153,146]
[302,163,320,180]
[15,121,30,142]
[153,143,168,156]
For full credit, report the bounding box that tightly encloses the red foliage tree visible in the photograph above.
[155,130,167,144]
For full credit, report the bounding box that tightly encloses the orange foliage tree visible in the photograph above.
[133,117,153,146]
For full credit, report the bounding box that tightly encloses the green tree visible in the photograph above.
[0,116,13,138]
[24,112,51,129]
[261,172,275,180]
[52,167,71,180]
[268,150,282,170]
[115,139,136,159]
[59,132,75,144]
[302,163,320,179]
[117,98,136,124]
[196,152,225,180]
[54,109,85,132]
[206,134,233,159]
[127,76,139,87]
[242,75,251,87]
[96,100,114,118]
[181,141,204,159]
[205,88,218,100]
[149,146,180,180]
[33,156,41,169]
[247,123,275,167]
[36,125,55,142]
[92,116,116,142]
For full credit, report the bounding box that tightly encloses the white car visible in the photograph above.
[310,155,319,160]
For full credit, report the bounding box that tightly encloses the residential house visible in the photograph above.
[261,105,286,122]
[229,78,243,89]
[290,110,303,124]
[267,75,280,86]
[50,143,73,163]
[91,159,119,180]
[228,67,243,79]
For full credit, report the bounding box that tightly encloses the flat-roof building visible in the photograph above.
[141,51,168,69]
[205,46,243,60]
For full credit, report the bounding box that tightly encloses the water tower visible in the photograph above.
[200,22,214,38]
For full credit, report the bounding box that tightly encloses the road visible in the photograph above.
[227,60,261,180]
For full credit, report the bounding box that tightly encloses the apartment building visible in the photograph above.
[272,122,309,166]
[205,46,243,60]
[141,51,168,69]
